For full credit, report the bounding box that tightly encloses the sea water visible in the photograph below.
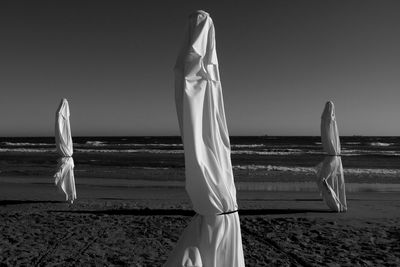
[1,136,399,191]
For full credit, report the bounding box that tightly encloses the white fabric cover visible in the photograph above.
[55,99,73,157]
[316,101,347,212]
[182,246,202,267]
[165,11,245,267]
[54,99,76,203]
[54,157,76,202]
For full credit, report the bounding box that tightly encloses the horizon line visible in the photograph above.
[0,135,399,138]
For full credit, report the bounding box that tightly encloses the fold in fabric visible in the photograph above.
[182,246,202,267]
[316,156,346,212]
[315,101,347,212]
[166,213,243,267]
[55,99,73,157]
[54,98,76,203]
[165,10,245,266]
[54,157,76,203]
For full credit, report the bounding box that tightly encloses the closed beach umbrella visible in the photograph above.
[316,101,347,212]
[54,98,76,203]
[54,157,75,202]
[165,11,245,266]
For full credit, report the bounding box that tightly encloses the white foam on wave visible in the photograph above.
[232,149,305,156]
[370,142,393,147]
[1,144,398,157]
[231,144,264,148]
[234,165,314,173]
[233,164,400,177]
[141,167,171,170]
[1,142,53,147]
[97,143,183,147]
[85,141,106,146]
[74,148,183,154]
[75,142,183,148]
[0,148,55,153]
[125,143,183,147]
[341,149,400,156]
[344,168,400,176]
[236,182,400,192]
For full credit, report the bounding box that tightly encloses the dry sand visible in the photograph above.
[0,177,399,266]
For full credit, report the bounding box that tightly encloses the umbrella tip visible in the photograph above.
[325,101,335,110]
[190,10,209,18]
[322,101,335,117]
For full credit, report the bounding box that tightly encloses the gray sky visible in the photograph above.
[1,0,399,136]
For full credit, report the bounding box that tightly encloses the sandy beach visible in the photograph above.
[1,176,399,266]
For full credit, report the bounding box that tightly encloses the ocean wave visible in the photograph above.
[86,143,183,147]
[0,148,55,153]
[231,144,264,148]
[341,149,400,156]
[123,143,183,147]
[0,146,183,154]
[0,141,184,148]
[141,167,171,170]
[72,143,184,149]
[232,149,305,156]
[344,142,361,145]
[234,165,313,172]
[344,168,400,176]
[1,146,398,157]
[74,148,183,154]
[233,164,400,176]
[0,147,305,155]
[85,141,106,146]
[1,142,53,147]
[235,182,400,192]
[370,142,393,147]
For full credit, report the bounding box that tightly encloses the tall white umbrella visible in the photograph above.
[54,98,76,203]
[165,11,245,267]
[316,101,347,212]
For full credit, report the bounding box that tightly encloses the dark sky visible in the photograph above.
[1,0,399,136]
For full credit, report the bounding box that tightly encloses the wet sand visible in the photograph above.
[0,177,400,266]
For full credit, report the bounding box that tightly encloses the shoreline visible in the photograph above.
[1,177,400,219]
[1,175,400,193]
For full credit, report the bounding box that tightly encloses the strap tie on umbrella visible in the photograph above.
[218,210,238,216]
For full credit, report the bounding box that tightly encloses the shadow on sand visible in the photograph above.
[50,208,333,216]
[243,198,322,202]
[293,198,322,202]
[0,200,64,206]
